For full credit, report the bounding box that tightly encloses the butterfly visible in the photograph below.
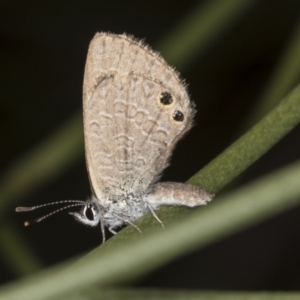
[16,33,214,242]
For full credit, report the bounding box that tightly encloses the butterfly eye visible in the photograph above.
[85,206,95,221]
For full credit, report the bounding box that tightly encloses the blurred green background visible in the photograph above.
[1,0,300,292]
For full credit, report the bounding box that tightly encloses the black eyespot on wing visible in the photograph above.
[160,92,173,105]
[173,110,184,122]
[85,207,94,221]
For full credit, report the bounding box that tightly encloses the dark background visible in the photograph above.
[1,0,300,291]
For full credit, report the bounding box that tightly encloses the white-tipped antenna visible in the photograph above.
[16,200,86,226]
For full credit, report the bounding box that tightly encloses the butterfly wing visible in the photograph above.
[83,33,195,200]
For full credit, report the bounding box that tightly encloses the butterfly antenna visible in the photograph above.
[16,200,86,212]
[21,203,85,227]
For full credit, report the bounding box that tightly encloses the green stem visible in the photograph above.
[188,82,300,193]
[1,158,300,300]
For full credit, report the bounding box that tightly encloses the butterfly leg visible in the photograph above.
[100,220,106,243]
[112,213,142,234]
[147,204,164,229]
[108,227,118,235]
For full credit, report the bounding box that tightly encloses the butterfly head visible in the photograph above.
[69,199,103,227]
